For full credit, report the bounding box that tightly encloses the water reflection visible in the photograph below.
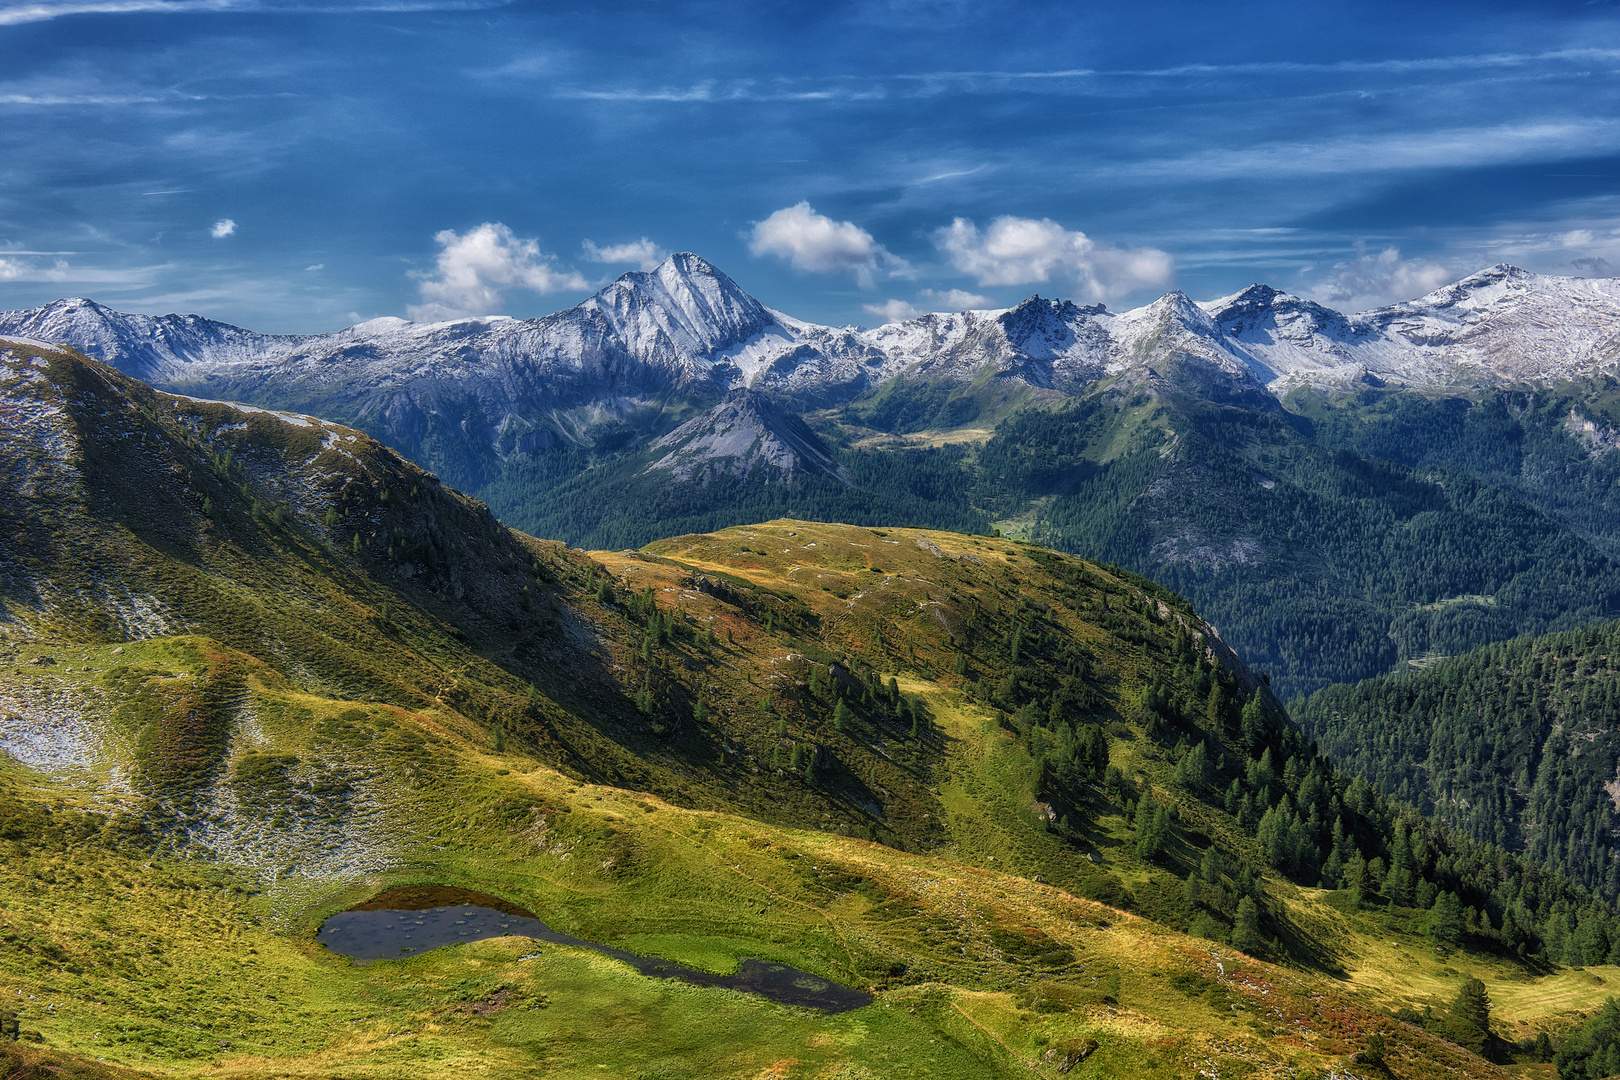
[317,887,871,1013]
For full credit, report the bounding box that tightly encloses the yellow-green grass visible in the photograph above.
[0,513,1573,1079]
[0,723,1513,1080]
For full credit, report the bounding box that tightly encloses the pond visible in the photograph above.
[317,886,872,1013]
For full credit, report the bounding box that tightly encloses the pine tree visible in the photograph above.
[1233,896,1262,953]
[1240,695,1266,752]
[1206,683,1227,731]
[1451,976,1491,1035]
[1134,793,1167,860]
[1426,890,1464,948]
[1182,869,1201,913]
[832,698,850,732]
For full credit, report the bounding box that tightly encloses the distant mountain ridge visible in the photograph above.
[12,255,1620,701]
[9,256,1620,499]
[8,257,1620,409]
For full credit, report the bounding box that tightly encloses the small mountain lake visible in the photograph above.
[317,886,872,1013]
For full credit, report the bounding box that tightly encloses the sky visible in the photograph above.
[4,0,1620,332]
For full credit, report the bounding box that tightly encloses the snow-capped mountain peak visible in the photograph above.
[7,255,1620,487]
[581,252,781,361]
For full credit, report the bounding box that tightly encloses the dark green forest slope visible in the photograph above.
[1293,379,1620,555]
[1296,619,1620,905]
[983,395,1620,697]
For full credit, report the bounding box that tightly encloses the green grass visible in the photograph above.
[0,343,1608,1078]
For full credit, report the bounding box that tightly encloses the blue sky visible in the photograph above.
[4,0,1620,332]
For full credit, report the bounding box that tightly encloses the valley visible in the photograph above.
[7,272,1620,1078]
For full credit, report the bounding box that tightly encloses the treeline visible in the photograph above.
[1295,619,1620,901]
[946,555,1620,962]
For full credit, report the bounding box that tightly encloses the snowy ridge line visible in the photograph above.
[4,258,1620,437]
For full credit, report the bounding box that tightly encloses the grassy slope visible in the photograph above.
[0,342,1609,1078]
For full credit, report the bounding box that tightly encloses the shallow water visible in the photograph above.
[317,893,871,1013]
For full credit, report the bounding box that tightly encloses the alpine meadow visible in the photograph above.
[12,3,1620,1079]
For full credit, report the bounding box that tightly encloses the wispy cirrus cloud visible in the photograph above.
[1118,120,1620,182]
[0,255,168,284]
[0,0,502,25]
[543,48,1620,106]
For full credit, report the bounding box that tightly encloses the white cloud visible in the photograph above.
[748,202,908,287]
[863,287,999,324]
[1313,245,1455,307]
[210,218,236,239]
[861,299,920,323]
[1123,121,1620,183]
[0,0,501,25]
[0,256,57,281]
[582,237,665,271]
[921,287,993,310]
[936,215,1173,302]
[408,222,588,321]
[0,256,158,283]
[305,263,324,271]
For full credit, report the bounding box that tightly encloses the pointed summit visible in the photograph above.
[1206,283,1356,343]
[583,252,780,358]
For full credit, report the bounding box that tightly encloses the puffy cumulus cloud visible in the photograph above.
[921,287,993,310]
[210,218,236,239]
[1316,245,1453,307]
[409,222,588,321]
[935,215,1173,302]
[861,298,920,323]
[582,237,665,271]
[748,202,908,287]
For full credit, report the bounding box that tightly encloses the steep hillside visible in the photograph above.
[5,338,1620,1077]
[1296,619,1620,899]
[1292,377,1620,556]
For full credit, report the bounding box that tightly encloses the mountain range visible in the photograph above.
[9,256,1620,702]
[10,256,1620,413]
